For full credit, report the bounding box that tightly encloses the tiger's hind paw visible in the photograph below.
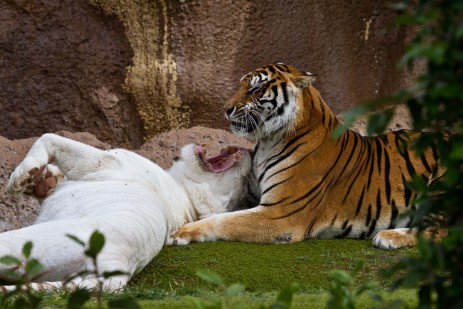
[8,157,63,199]
[372,228,416,250]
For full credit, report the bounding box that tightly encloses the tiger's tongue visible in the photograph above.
[198,146,239,173]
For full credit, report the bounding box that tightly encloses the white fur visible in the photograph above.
[1,134,250,291]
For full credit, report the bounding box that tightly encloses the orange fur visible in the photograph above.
[173,63,444,249]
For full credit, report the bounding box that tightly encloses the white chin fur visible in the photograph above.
[179,144,205,174]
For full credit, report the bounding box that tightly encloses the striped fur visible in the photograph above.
[173,63,445,249]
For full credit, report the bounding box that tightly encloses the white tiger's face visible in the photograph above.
[168,143,252,217]
[225,63,315,141]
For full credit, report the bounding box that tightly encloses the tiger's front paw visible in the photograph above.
[372,228,416,250]
[169,221,217,246]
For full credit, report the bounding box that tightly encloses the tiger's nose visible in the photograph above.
[225,106,236,118]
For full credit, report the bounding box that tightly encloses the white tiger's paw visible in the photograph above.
[7,150,63,198]
[372,228,416,250]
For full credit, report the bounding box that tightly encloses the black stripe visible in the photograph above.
[261,196,290,207]
[275,64,289,72]
[401,148,417,178]
[319,96,326,125]
[374,138,382,173]
[252,142,259,161]
[271,85,279,104]
[327,112,332,128]
[330,132,359,186]
[341,220,349,229]
[355,186,366,216]
[375,189,382,219]
[384,149,391,204]
[264,152,311,182]
[260,143,305,183]
[275,133,347,215]
[281,82,289,104]
[430,143,439,162]
[351,134,366,169]
[366,204,372,226]
[388,200,398,229]
[402,174,412,207]
[285,175,325,207]
[366,219,377,237]
[260,128,310,169]
[420,152,432,173]
[277,188,325,220]
[261,177,292,196]
[341,164,365,205]
[336,225,352,239]
[366,140,376,190]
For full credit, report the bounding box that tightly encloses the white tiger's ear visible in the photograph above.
[291,75,316,89]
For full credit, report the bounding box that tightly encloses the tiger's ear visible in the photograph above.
[291,74,316,89]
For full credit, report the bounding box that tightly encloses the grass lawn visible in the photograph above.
[37,239,418,308]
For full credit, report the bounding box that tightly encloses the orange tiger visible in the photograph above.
[172,63,444,249]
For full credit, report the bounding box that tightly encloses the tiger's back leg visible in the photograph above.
[8,133,117,196]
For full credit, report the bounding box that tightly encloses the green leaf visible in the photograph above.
[22,242,33,259]
[186,296,206,309]
[273,282,299,308]
[417,235,433,261]
[449,143,463,159]
[12,297,29,309]
[85,230,105,259]
[66,234,85,247]
[331,124,349,139]
[196,269,223,286]
[328,270,353,286]
[225,283,245,296]
[399,41,448,68]
[455,23,463,39]
[0,256,21,266]
[355,281,376,296]
[367,109,393,135]
[25,259,44,278]
[0,269,22,282]
[67,288,91,309]
[393,12,419,26]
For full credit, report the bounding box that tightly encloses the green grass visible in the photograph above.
[130,239,414,292]
[38,240,418,308]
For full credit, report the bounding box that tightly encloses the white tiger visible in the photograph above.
[1,133,251,291]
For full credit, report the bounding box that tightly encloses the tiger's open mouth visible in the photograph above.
[194,144,248,173]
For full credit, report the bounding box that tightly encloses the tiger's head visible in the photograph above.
[225,63,316,140]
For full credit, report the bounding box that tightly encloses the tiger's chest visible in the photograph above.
[251,142,281,199]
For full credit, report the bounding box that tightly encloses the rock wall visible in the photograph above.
[0,0,417,147]
[0,0,142,147]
